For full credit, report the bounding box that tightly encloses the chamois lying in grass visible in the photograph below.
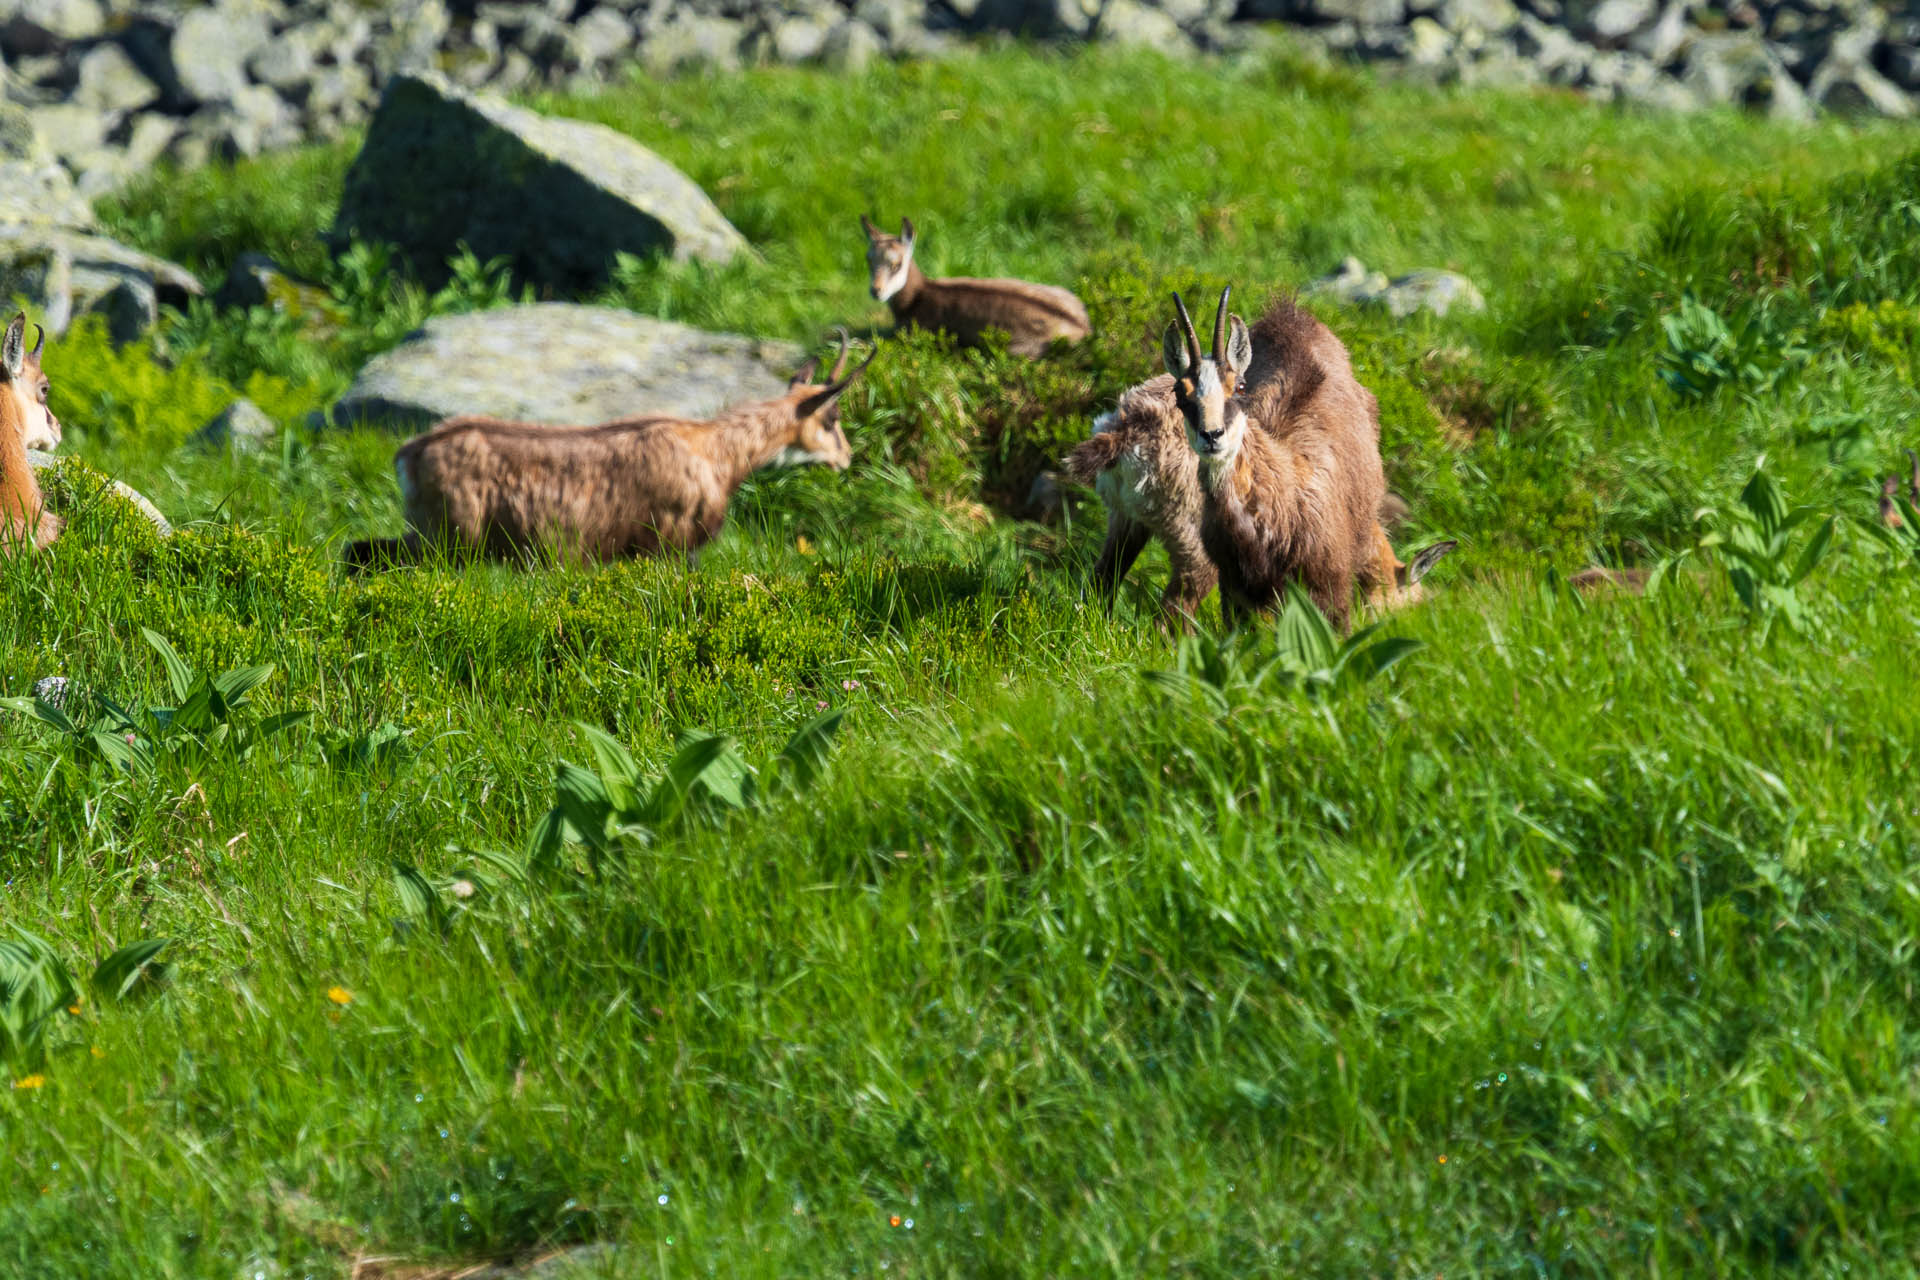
[1,312,61,555]
[1067,291,1445,627]
[343,333,871,571]
[861,215,1090,357]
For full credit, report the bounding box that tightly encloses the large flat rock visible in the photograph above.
[329,70,750,292]
[323,304,805,434]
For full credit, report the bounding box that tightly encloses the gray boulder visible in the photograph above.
[330,71,751,293]
[27,451,173,537]
[172,3,273,105]
[74,43,157,113]
[1096,0,1189,47]
[1304,256,1487,318]
[0,100,95,230]
[191,398,279,454]
[0,226,203,342]
[321,304,805,434]
[2,0,106,48]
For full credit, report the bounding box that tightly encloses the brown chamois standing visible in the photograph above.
[343,333,872,571]
[861,215,1090,357]
[1066,349,1442,628]
[0,312,62,555]
[1163,287,1396,631]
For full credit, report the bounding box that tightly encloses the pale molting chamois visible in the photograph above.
[860,215,1091,358]
[1164,288,1398,630]
[0,312,62,555]
[1068,295,1442,627]
[343,333,872,571]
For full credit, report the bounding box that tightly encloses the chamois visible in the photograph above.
[0,312,61,555]
[1068,295,1427,626]
[1164,288,1395,630]
[1880,451,1918,528]
[343,333,872,571]
[861,215,1090,357]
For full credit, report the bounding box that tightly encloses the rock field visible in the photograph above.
[0,0,1912,208]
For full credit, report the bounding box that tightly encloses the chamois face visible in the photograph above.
[1162,289,1252,478]
[861,214,916,302]
[767,339,870,472]
[0,313,57,453]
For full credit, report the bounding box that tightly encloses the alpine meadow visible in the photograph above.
[5,39,1920,1278]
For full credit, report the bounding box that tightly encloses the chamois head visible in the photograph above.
[1,313,58,453]
[1164,287,1252,477]
[861,214,917,303]
[771,329,870,472]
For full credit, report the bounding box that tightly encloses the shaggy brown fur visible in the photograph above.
[1167,290,1394,631]
[343,340,870,571]
[1068,295,1419,627]
[0,313,61,555]
[862,215,1090,358]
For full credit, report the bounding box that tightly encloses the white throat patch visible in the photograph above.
[875,260,911,302]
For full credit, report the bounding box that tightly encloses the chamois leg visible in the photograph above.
[1090,515,1151,611]
[1158,549,1217,634]
[341,531,426,573]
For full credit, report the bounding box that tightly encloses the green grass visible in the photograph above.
[7,43,1920,1276]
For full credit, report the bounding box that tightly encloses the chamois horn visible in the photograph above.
[1170,292,1203,374]
[1212,285,1232,363]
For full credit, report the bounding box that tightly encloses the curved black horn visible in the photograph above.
[29,324,43,360]
[1170,292,1202,372]
[1212,286,1231,361]
[829,326,853,381]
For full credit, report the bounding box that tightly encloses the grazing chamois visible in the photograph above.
[343,333,871,571]
[1,312,61,555]
[860,215,1090,357]
[1163,287,1395,630]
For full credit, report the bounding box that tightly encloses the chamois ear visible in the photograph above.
[0,312,23,381]
[1161,321,1192,380]
[788,358,820,389]
[1404,539,1458,586]
[860,213,880,240]
[899,216,915,245]
[1223,314,1253,382]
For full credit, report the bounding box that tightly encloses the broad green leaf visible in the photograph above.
[773,706,848,798]
[90,939,170,1001]
[140,628,196,702]
[1273,586,1338,669]
[553,763,614,852]
[210,663,275,706]
[1789,515,1836,586]
[574,722,639,815]
[391,864,446,930]
[524,807,568,874]
[1340,636,1425,688]
[640,733,730,829]
[87,729,150,775]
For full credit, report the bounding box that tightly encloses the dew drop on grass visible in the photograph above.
[658,1193,670,1206]
[414,1093,424,1103]
[449,1192,461,1204]
[438,1128,450,1139]
[904,1219,914,1229]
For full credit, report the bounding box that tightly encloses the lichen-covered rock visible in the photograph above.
[322,304,804,434]
[1304,255,1487,318]
[329,71,750,293]
[191,398,279,454]
[0,226,202,341]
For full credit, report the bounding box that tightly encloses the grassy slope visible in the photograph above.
[4,44,1920,1277]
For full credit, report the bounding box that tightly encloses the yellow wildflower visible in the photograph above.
[327,986,354,1006]
[13,1074,46,1090]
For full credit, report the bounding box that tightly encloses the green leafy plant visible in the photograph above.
[0,932,169,1070]
[1657,294,1805,398]
[1,629,308,775]
[527,710,849,877]
[431,243,529,314]
[1145,588,1423,725]
[1648,460,1838,642]
[320,721,413,775]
